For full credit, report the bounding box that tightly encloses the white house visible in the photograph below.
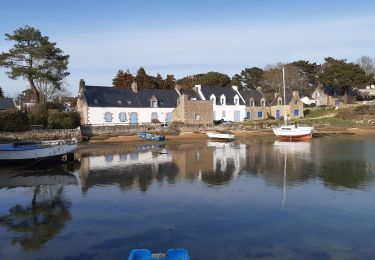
[77,80,179,125]
[193,85,246,122]
[301,96,315,105]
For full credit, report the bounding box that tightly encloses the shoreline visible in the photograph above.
[86,127,375,145]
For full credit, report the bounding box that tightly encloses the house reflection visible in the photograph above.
[0,170,77,250]
[78,141,248,191]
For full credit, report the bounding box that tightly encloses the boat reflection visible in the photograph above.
[0,169,77,250]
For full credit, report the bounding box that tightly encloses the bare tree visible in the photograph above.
[357,56,375,76]
[35,79,71,103]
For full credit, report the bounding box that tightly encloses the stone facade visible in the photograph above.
[245,106,271,120]
[172,95,213,125]
[312,85,356,107]
[76,79,89,125]
[271,91,304,120]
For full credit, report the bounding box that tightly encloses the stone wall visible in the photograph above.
[0,128,82,142]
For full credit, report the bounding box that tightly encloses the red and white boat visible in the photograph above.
[273,125,313,141]
[272,67,314,141]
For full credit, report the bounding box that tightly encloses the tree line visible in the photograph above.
[113,57,375,100]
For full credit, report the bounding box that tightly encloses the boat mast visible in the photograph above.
[282,66,287,126]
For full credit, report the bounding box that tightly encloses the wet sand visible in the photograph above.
[86,127,375,145]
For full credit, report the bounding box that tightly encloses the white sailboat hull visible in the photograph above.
[273,126,313,141]
[207,132,235,140]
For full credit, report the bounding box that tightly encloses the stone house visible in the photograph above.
[312,85,356,107]
[76,80,179,125]
[270,91,304,120]
[172,95,213,125]
[239,88,270,120]
[0,98,16,111]
[193,85,246,122]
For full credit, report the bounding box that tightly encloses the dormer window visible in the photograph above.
[94,99,99,105]
[150,95,158,107]
[261,98,266,107]
[249,98,255,107]
[220,94,226,105]
[210,94,216,103]
[294,99,298,105]
[127,100,132,105]
[117,100,122,105]
[277,97,282,106]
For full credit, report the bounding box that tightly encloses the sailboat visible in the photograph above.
[272,67,314,141]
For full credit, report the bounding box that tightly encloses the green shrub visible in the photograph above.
[28,114,48,127]
[354,105,375,115]
[0,111,29,132]
[48,112,81,129]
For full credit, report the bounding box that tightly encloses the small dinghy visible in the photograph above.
[128,248,189,260]
[0,138,78,165]
[137,132,165,141]
[207,131,235,141]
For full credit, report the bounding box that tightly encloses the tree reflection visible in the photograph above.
[0,184,71,250]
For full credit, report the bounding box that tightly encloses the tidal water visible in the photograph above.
[1,135,375,260]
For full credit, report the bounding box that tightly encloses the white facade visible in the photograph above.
[195,85,246,122]
[87,107,175,125]
[301,96,315,105]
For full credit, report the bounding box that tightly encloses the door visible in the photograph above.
[234,110,241,122]
[276,110,280,119]
[166,112,172,123]
[130,113,138,125]
[246,111,250,119]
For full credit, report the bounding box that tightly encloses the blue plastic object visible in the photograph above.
[128,249,189,260]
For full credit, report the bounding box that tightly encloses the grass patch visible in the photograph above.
[304,108,335,118]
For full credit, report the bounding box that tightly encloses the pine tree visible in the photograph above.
[112,70,134,88]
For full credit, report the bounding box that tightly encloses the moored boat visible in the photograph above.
[137,132,165,141]
[272,67,314,141]
[207,131,235,141]
[128,248,189,260]
[273,125,313,141]
[0,138,78,165]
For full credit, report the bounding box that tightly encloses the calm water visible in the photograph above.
[1,136,375,259]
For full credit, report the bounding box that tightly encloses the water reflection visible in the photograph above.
[0,169,77,250]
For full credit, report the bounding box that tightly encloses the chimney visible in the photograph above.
[292,91,299,99]
[193,84,201,93]
[131,81,138,93]
[79,79,85,94]
[256,87,262,93]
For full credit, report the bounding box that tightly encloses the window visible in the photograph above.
[151,112,158,120]
[294,99,298,105]
[222,111,226,118]
[211,97,215,102]
[105,154,113,162]
[195,114,200,121]
[119,112,127,122]
[261,99,266,107]
[94,99,99,105]
[117,100,122,105]
[257,111,263,118]
[151,100,158,108]
[127,100,132,105]
[278,98,282,105]
[246,112,251,119]
[234,98,239,105]
[294,109,299,116]
[221,98,225,105]
[250,99,255,107]
[104,112,113,122]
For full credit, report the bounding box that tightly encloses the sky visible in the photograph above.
[1,0,375,97]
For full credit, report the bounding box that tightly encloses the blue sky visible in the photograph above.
[1,0,375,96]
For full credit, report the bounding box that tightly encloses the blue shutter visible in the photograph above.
[257,111,262,118]
[246,112,251,119]
[294,110,299,116]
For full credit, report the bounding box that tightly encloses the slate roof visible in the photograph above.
[180,88,201,100]
[322,86,357,97]
[84,85,179,108]
[200,86,245,105]
[239,89,265,106]
[270,93,295,106]
[0,98,16,110]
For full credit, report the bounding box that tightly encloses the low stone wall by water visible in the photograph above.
[0,128,82,142]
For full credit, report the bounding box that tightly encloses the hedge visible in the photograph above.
[47,112,81,129]
[28,114,48,127]
[0,111,29,132]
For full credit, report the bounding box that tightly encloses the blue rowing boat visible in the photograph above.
[128,249,189,260]
[137,132,165,141]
